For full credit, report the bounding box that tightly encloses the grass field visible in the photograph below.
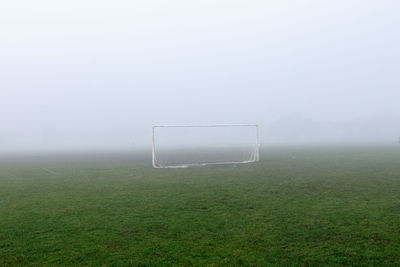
[1,146,400,266]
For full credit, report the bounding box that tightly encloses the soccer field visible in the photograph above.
[1,146,400,266]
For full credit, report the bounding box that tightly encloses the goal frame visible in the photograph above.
[151,124,260,168]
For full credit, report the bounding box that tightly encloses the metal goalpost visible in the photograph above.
[152,124,260,168]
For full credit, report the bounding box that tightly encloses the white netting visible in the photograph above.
[152,125,260,168]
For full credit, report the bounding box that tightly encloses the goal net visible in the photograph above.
[152,124,260,168]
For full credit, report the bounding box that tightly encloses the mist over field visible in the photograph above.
[3,3,400,265]
[1,0,399,152]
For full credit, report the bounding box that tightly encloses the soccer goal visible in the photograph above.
[152,124,260,168]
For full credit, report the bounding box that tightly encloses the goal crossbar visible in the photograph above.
[153,124,259,128]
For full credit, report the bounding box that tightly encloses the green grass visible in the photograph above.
[1,146,400,266]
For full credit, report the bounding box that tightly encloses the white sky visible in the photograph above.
[1,0,399,151]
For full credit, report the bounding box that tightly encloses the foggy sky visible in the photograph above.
[1,0,399,152]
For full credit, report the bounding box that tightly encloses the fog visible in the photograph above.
[1,0,399,152]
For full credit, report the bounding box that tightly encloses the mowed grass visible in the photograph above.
[1,146,400,266]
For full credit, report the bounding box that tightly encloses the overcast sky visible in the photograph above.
[1,0,399,151]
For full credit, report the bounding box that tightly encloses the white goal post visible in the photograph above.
[152,124,260,168]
